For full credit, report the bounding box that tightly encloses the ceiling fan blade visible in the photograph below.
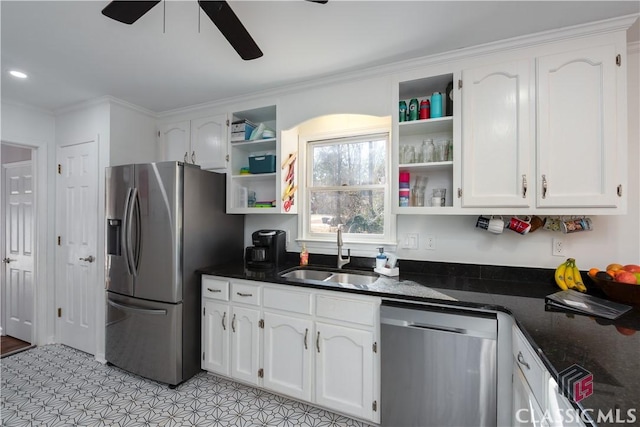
[198,1,263,61]
[101,1,161,25]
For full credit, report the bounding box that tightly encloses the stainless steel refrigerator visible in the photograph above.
[105,161,244,386]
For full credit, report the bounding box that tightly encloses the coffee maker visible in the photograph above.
[245,230,287,269]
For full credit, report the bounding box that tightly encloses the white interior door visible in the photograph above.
[56,140,98,354]
[3,161,35,342]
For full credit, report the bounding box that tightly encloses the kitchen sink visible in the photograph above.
[279,267,379,288]
[280,269,334,282]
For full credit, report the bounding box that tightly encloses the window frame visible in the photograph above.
[299,126,396,248]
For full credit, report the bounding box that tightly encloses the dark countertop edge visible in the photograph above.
[198,260,634,425]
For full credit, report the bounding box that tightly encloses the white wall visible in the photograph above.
[109,101,158,166]
[0,101,56,345]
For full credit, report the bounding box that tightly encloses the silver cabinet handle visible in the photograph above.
[542,175,548,199]
[207,288,222,293]
[222,312,226,331]
[236,292,253,297]
[191,151,196,164]
[79,255,95,263]
[316,331,320,353]
[232,314,236,332]
[304,328,308,350]
[2,258,17,264]
[522,174,527,198]
[517,351,530,370]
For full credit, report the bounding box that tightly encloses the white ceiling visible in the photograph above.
[2,1,639,114]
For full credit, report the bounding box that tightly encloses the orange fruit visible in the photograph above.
[606,269,618,278]
[588,268,599,277]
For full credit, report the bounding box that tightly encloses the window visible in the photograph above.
[304,132,394,244]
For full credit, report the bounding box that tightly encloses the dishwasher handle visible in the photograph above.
[408,322,467,335]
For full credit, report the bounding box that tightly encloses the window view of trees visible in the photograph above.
[309,136,387,235]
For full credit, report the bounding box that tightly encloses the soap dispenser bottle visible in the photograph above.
[376,247,387,270]
[300,244,309,266]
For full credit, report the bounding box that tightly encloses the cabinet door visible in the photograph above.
[537,44,618,208]
[159,121,190,163]
[230,306,261,385]
[191,114,227,170]
[201,300,230,375]
[315,322,375,421]
[461,60,533,207]
[513,364,550,427]
[262,311,312,401]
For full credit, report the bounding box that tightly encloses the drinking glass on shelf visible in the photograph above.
[435,139,447,162]
[432,188,446,207]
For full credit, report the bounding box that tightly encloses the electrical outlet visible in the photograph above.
[426,236,436,250]
[552,238,564,256]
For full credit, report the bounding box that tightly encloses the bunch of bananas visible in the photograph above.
[554,258,587,292]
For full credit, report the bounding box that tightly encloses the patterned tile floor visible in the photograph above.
[1,344,373,427]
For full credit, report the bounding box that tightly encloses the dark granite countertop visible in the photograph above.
[199,255,640,427]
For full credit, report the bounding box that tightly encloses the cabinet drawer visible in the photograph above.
[513,325,546,402]
[263,287,312,315]
[202,276,229,301]
[231,282,261,305]
[316,294,377,326]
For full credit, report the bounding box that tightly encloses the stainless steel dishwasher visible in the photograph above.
[381,301,497,427]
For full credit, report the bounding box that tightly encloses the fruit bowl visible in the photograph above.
[588,273,640,306]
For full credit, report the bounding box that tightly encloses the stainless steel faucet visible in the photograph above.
[337,226,350,269]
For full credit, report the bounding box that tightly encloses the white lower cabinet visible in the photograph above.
[230,305,261,386]
[202,300,230,375]
[315,322,375,421]
[262,311,312,401]
[512,325,586,427]
[201,276,380,424]
[513,363,549,427]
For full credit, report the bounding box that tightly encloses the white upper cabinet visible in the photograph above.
[159,120,190,163]
[159,114,227,170]
[461,59,534,208]
[191,114,227,170]
[537,44,621,208]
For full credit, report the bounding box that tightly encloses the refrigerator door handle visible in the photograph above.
[131,187,141,275]
[125,187,139,276]
[107,299,168,315]
[122,187,133,275]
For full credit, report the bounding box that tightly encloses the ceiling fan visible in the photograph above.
[101,1,327,61]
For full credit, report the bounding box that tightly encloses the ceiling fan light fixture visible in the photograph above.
[9,70,28,79]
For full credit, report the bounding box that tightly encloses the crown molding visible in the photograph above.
[1,98,55,116]
[54,95,157,118]
[159,13,639,118]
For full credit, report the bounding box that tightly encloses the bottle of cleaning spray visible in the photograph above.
[300,244,309,266]
[376,247,387,270]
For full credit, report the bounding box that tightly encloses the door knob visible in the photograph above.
[2,257,17,264]
[79,255,95,263]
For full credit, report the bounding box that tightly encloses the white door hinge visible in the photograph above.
[372,342,377,353]
[58,164,62,174]
[373,400,377,412]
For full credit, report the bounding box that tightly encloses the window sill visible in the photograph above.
[295,238,398,257]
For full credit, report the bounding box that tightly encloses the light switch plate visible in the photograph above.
[402,233,419,249]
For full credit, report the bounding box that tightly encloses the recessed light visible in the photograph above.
[9,70,28,79]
